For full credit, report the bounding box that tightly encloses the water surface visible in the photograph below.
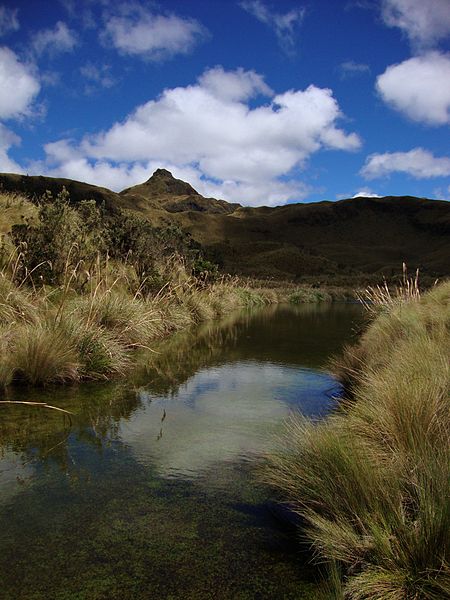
[0,303,363,599]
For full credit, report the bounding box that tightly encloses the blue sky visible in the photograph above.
[0,0,449,206]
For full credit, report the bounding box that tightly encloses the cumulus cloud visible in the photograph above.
[381,0,450,49]
[0,47,40,119]
[101,4,208,61]
[38,142,312,205]
[0,124,23,172]
[198,66,273,101]
[32,21,77,56]
[431,185,450,200]
[376,52,450,125]
[0,47,40,173]
[39,67,360,206]
[361,148,450,179]
[339,60,370,78]
[240,0,305,55]
[0,6,19,37]
[352,188,382,198]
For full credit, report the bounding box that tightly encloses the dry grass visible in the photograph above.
[12,321,80,385]
[357,263,422,315]
[0,191,38,235]
[264,280,450,599]
[0,252,289,387]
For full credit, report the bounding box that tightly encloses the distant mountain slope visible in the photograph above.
[0,173,118,211]
[0,170,448,282]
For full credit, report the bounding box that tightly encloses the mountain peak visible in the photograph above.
[150,168,175,179]
[120,169,239,214]
[141,168,200,197]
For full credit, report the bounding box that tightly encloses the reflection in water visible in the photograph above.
[0,383,142,489]
[0,302,362,599]
[125,362,338,480]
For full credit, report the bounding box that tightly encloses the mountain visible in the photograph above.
[120,169,239,214]
[0,170,449,283]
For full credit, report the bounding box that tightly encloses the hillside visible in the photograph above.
[1,170,449,283]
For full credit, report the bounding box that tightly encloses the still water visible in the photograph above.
[0,303,363,600]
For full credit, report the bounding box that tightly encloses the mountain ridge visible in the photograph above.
[0,169,448,282]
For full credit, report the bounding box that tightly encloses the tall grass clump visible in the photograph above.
[11,321,80,385]
[264,279,450,599]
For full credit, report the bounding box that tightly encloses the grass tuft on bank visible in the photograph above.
[264,279,450,599]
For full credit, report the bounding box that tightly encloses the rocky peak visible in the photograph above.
[142,168,200,197]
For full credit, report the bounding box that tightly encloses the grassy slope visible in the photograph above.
[1,171,448,283]
[165,197,449,281]
[264,282,450,599]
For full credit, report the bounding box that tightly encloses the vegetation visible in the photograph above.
[263,277,450,599]
[288,287,333,304]
[1,170,448,286]
[0,190,288,388]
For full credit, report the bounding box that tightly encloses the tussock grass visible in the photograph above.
[0,254,289,387]
[59,314,131,380]
[12,322,80,385]
[264,280,450,598]
[70,290,162,348]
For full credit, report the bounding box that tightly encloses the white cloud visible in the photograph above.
[36,147,312,205]
[361,148,450,179]
[0,124,23,172]
[0,47,40,119]
[240,0,305,55]
[101,5,207,61]
[376,52,450,125]
[381,0,450,49]
[352,188,382,198]
[339,60,370,78]
[39,67,360,205]
[0,6,19,37]
[32,21,77,56]
[198,66,273,101]
[80,62,116,93]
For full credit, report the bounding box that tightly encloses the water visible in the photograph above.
[0,303,363,600]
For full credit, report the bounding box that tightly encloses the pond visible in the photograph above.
[0,303,363,600]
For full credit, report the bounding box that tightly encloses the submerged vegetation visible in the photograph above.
[264,277,450,598]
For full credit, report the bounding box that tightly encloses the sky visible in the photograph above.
[0,0,449,206]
